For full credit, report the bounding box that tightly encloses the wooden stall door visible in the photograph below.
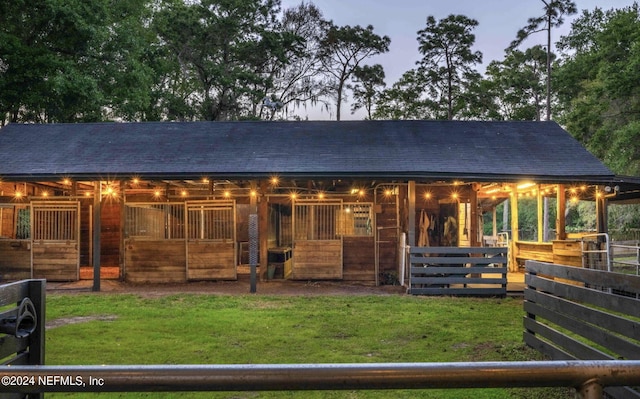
[290,199,343,280]
[31,201,80,281]
[186,201,237,280]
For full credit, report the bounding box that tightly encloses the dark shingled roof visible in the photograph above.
[0,120,614,182]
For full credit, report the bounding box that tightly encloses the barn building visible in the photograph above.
[0,120,634,293]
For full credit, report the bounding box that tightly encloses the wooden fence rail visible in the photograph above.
[524,260,640,399]
[409,246,508,296]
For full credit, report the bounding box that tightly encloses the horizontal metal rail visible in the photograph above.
[1,361,639,397]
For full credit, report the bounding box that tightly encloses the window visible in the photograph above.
[0,204,30,239]
[125,203,185,239]
[338,203,373,237]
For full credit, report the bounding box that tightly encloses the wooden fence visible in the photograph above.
[409,247,508,296]
[0,279,45,399]
[524,260,640,399]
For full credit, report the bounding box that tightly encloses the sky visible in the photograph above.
[278,0,637,120]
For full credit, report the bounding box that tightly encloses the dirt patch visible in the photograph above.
[46,315,118,330]
[47,276,408,298]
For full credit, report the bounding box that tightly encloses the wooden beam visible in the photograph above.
[408,181,416,248]
[259,181,269,282]
[92,182,101,292]
[537,185,543,243]
[556,184,566,240]
[470,184,480,247]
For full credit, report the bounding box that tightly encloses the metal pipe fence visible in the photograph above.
[1,361,640,398]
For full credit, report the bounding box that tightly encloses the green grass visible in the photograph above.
[45,294,571,398]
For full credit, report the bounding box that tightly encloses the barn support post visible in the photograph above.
[407,181,416,248]
[509,187,519,272]
[258,181,269,282]
[537,186,543,243]
[556,184,567,240]
[470,184,480,247]
[595,188,607,236]
[249,182,258,293]
[92,182,101,292]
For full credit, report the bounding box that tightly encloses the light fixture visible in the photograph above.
[318,192,325,199]
[153,190,162,198]
[223,191,231,198]
[250,190,257,197]
[516,182,536,190]
[181,190,188,197]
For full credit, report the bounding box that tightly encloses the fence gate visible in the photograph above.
[31,201,80,281]
[186,201,236,280]
[290,199,343,280]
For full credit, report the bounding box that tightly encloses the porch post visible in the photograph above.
[408,181,416,248]
[249,181,258,293]
[537,186,543,243]
[596,188,607,235]
[509,187,519,272]
[470,184,480,247]
[259,181,269,282]
[92,182,101,292]
[556,184,567,240]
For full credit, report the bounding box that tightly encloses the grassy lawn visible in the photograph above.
[45,293,570,398]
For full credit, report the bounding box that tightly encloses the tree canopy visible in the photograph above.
[1,0,639,184]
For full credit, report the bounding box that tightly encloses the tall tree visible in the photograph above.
[350,64,385,119]
[416,14,482,120]
[555,4,640,175]
[508,0,577,121]
[154,0,298,121]
[255,2,331,120]
[0,0,110,123]
[319,24,390,121]
[484,46,549,121]
[373,69,432,120]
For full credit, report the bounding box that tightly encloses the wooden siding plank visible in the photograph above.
[291,240,342,280]
[526,273,640,319]
[525,301,640,359]
[523,331,576,361]
[411,277,506,285]
[411,266,506,275]
[125,240,186,283]
[410,287,505,296]
[187,241,236,280]
[525,290,640,342]
[526,261,640,294]
[523,317,612,360]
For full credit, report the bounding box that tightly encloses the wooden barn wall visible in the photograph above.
[32,242,78,281]
[187,241,236,280]
[343,236,375,282]
[290,240,342,280]
[0,241,30,281]
[125,240,186,283]
[101,201,121,267]
[79,200,91,267]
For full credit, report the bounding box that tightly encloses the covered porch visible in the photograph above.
[0,120,633,293]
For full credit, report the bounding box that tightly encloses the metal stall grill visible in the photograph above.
[30,201,80,281]
[124,203,185,240]
[290,199,343,280]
